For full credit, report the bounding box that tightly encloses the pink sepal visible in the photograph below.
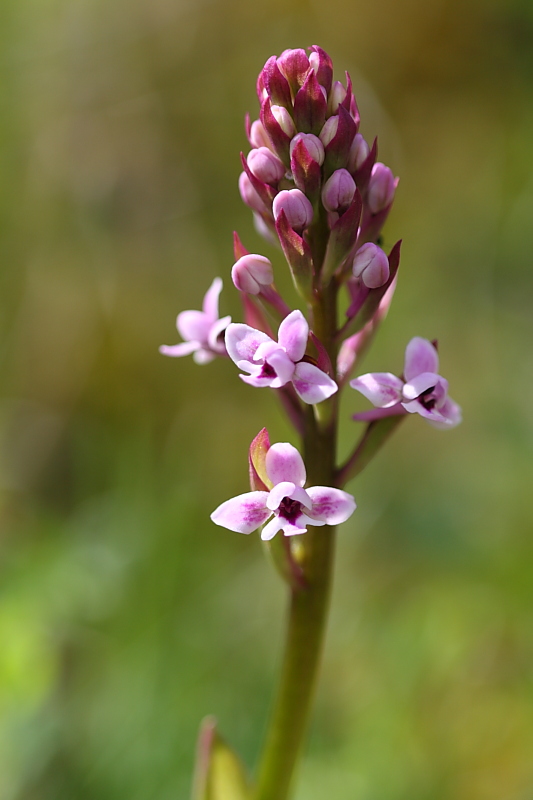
[249,427,271,491]
[293,69,327,135]
[210,491,270,534]
[404,337,439,381]
[262,55,293,109]
[306,486,357,525]
[292,362,338,404]
[309,331,334,377]
[260,98,292,166]
[275,210,314,299]
[350,372,404,407]
[290,138,322,200]
[308,45,333,95]
[353,137,377,192]
[320,192,362,283]
[233,231,249,261]
[323,105,357,174]
[265,442,306,487]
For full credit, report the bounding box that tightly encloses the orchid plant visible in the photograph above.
[161,46,461,800]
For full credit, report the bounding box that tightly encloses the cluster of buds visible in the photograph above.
[239,46,398,299]
[161,46,461,543]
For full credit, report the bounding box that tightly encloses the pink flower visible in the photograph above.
[211,441,356,539]
[159,278,231,364]
[350,337,462,429]
[225,309,337,404]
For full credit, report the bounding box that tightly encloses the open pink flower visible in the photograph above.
[211,442,356,539]
[350,337,462,429]
[225,310,337,404]
[159,278,231,364]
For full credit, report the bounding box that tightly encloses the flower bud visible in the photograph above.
[367,163,397,213]
[276,49,310,93]
[247,147,285,185]
[347,133,370,172]
[329,81,347,114]
[249,119,271,150]
[273,189,313,232]
[352,243,390,288]
[321,169,356,213]
[319,115,339,147]
[308,45,333,95]
[271,105,296,137]
[232,254,274,294]
[289,133,325,165]
[239,171,267,214]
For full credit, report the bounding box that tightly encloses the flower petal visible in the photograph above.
[265,442,306,487]
[264,349,296,385]
[280,518,309,536]
[193,349,216,365]
[306,486,356,525]
[225,324,273,365]
[404,337,439,381]
[267,482,312,511]
[350,372,404,408]
[159,341,199,358]
[207,315,232,352]
[277,310,309,362]
[177,310,211,344]
[421,396,462,429]
[261,515,285,541]
[202,277,223,321]
[402,372,447,402]
[210,491,270,533]
[292,362,338,404]
[352,404,407,422]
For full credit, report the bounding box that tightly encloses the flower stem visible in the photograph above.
[253,287,338,800]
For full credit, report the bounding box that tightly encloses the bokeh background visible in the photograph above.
[1,0,532,797]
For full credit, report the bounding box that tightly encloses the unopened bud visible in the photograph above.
[329,81,347,114]
[273,189,313,232]
[271,105,296,137]
[239,171,267,214]
[289,133,325,165]
[319,115,339,147]
[247,147,285,185]
[250,119,271,150]
[352,243,390,288]
[321,169,356,213]
[347,133,369,172]
[276,49,310,92]
[232,254,274,294]
[367,163,397,213]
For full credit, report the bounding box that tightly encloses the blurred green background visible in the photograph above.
[1,0,533,798]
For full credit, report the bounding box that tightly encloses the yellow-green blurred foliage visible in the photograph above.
[1,0,532,798]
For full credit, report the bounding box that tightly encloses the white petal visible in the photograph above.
[210,491,270,533]
[306,486,356,525]
[207,315,232,352]
[177,310,211,344]
[225,324,273,365]
[265,442,306,487]
[402,372,446,402]
[193,349,216,364]
[350,372,404,408]
[267,482,312,511]
[292,362,338,404]
[159,341,199,358]
[277,310,309,362]
[404,337,439,381]
[261,516,285,540]
[202,277,223,321]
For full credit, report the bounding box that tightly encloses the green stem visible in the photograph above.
[253,286,338,800]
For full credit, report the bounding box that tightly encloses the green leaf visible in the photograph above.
[192,717,252,800]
